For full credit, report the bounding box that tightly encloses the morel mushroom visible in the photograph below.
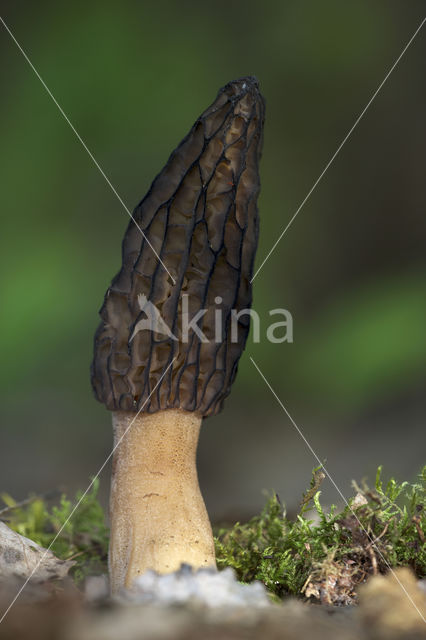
[91,77,265,592]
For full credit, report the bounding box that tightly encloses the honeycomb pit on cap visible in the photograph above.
[91,77,265,592]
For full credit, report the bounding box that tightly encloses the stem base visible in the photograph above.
[109,409,216,592]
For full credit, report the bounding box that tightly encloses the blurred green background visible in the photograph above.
[1,0,425,520]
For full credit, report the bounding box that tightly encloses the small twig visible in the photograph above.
[0,488,62,516]
[368,546,378,575]
[65,550,85,562]
[412,515,425,543]
[364,521,390,575]
[365,491,383,506]
[366,521,390,550]
[365,522,389,576]
[301,573,313,594]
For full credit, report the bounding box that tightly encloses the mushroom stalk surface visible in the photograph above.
[109,409,215,592]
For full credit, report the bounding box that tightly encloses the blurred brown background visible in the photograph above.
[0,0,425,521]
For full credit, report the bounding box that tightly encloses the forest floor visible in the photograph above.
[0,466,425,639]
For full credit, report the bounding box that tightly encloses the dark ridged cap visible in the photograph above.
[91,77,265,416]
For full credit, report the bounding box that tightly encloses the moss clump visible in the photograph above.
[1,467,424,601]
[214,466,426,603]
[0,478,108,583]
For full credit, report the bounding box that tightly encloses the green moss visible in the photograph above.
[1,467,424,599]
[214,465,426,599]
[0,478,109,583]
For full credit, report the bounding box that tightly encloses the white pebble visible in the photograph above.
[126,565,270,608]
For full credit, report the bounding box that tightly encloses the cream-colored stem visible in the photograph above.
[109,409,216,592]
